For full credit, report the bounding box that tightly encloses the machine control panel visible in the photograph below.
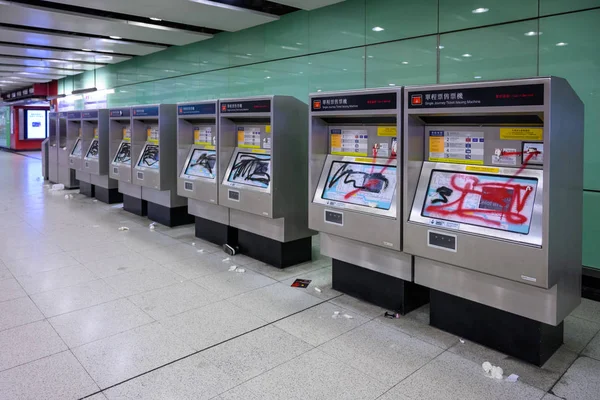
[428,230,457,252]
[228,189,240,201]
[184,181,193,191]
[325,210,343,226]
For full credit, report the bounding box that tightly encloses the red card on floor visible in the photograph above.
[291,279,311,288]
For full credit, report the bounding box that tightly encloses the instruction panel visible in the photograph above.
[237,127,261,149]
[331,129,368,157]
[194,126,213,146]
[122,126,131,142]
[429,130,484,165]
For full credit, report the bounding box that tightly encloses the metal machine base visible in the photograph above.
[430,289,564,366]
[123,195,147,216]
[147,202,194,228]
[195,216,237,247]
[79,181,95,197]
[332,259,429,314]
[95,187,123,204]
[237,229,312,268]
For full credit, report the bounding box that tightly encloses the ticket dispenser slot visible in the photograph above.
[403,78,584,365]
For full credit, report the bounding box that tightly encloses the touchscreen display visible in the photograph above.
[137,144,160,169]
[85,139,99,159]
[227,152,271,189]
[421,170,538,234]
[321,161,397,210]
[70,138,82,157]
[183,149,216,179]
[113,142,131,164]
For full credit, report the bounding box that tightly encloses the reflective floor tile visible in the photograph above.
[381,351,544,400]
[73,322,194,388]
[274,302,369,346]
[564,316,600,353]
[0,351,98,400]
[160,257,227,280]
[128,281,225,320]
[83,252,158,278]
[243,349,389,400]
[104,353,238,400]
[138,243,201,264]
[102,265,184,297]
[30,279,121,318]
[6,252,80,277]
[0,242,63,264]
[329,294,386,319]
[0,264,11,281]
[582,329,600,361]
[229,282,322,323]
[67,242,131,264]
[246,258,330,282]
[49,298,154,348]
[319,320,443,386]
[0,296,44,331]
[16,265,98,295]
[551,356,600,400]
[0,278,26,302]
[194,269,277,299]
[216,385,303,400]
[375,312,459,350]
[0,320,67,371]
[282,266,340,301]
[203,325,314,382]
[571,299,600,324]
[159,300,266,350]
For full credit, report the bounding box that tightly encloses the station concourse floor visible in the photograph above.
[1,150,600,400]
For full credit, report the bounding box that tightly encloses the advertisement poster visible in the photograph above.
[26,110,47,139]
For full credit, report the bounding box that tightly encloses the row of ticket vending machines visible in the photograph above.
[43,77,583,366]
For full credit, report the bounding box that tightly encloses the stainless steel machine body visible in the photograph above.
[403,77,583,325]
[176,101,228,225]
[308,88,412,280]
[109,108,140,200]
[218,95,313,243]
[58,111,78,188]
[132,104,186,208]
[80,109,116,191]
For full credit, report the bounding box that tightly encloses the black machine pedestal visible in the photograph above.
[195,216,237,247]
[79,181,95,197]
[147,202,194,228]
[332,259,429,314]
[430,289,564,366]
[237,230,312,268]
[94,187,123,204]
[123,195,147,216]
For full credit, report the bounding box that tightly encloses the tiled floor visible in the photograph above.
[1,150,600,399]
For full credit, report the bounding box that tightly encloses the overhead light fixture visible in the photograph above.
[149,17,162,21]
[472,8,489,14]
[368,55,373,58]
[81,48,92,52]
[462,53,472,57]
[438,45,445,49]
[265,76,271,79]
[71,87,98,95]
[524,31,542,36]
[402,61,409,65]
[109,36,122,40]
[556,42,568,46]
[372,26,385,32]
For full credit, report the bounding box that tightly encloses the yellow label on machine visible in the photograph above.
[355,157,377,163]
[203,145,215,150]
[465,166,500,173]
[78,128,82,138]
[500,128,543,141]
[252,149,268,154]
[332,151,369,157]
[429,137,445,153]
[239,144,260,149]
[93,128,98,139]
[429,157,484,165]
[377,126,397,137]
[265,125,271,133]
[147,128,159,144]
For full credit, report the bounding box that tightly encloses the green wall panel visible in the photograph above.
[439,0,538,31]
[583,192,600,269]
[539,10,600,190]
[541,0,600,15]
[0,106,10,148]
[309,48,365,93]
[439,21,538,83]
[365,0,438,44]
[366,35,438,87]
[308,0,365,52]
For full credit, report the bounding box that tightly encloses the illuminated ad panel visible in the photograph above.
[422,170,538,234]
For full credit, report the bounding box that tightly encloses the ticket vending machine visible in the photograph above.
[177,101,236,245]
[403,77,583,365]
[308,88,428,313]
[132,104,193,227]
[48,111,58,183]
[58,111,78,189]
[218,96,314,268]
[109,107,146,215]
[81,109,122,204]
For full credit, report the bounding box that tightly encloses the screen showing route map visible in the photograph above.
[421,170,538,234]
[183,149,216,179]
[321,161,397,210]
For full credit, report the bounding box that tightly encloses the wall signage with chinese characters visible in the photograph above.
[312,92,398,112]
[178,103,216,116]
[220,100,271,114]
[110,109,131,118]
[408,84,544,109]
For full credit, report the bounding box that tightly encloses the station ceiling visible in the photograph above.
[0,0,345,92]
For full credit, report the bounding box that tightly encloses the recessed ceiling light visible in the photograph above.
[472,8,489,14]
[524,31,542,36]
[265,76,271,79]
[462,53,472,57]
[149,17,162,21]
[474,76,482,79]
[401,61,409,65]
[438,45,445,49]
[81,48,92,52]
[368,55,373,58]
[556,42,568,46]
[372,26,385,32]
[109,36,122,40]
